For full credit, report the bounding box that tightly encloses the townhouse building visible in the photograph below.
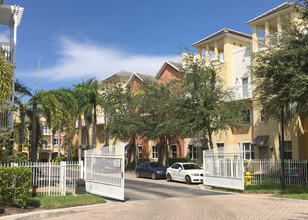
[192,2,308,161]
[72,2,307,164]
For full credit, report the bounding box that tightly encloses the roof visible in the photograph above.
[192,28,251,47]
[0,4,24,27]
[126,72,157,85]
[246,2,299,26]
[100,70,135,84]
[251,135,269,146]
[155,60,182,79]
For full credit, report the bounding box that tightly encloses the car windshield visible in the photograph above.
[183,164,201,170]
[150,162,164,168]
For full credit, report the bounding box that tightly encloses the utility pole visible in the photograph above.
[280,105,286,190]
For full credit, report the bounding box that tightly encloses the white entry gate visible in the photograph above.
[203,151,244,190]
[84,144,125,200]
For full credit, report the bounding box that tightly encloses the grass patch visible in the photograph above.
[27,194,106,209]
[212,184,308,200]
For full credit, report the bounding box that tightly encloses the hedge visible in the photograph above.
[0,167,32,208]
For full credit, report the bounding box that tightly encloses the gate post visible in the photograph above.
[80,160,84,180]
[60,161,66,195]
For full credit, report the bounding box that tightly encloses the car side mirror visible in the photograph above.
[178,167,182,170]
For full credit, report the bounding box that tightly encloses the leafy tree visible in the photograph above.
[0,54,13,106]
[179,54,249,149]
[135,82,185,166]
[253,3,308,122]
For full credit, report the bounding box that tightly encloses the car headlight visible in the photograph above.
[191,173,199,176]
[156,171,163,173]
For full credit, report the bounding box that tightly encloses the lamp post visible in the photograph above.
[280,105,286,190]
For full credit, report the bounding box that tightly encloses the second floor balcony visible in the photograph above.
[230,84,253,100]
[0,42,14,64]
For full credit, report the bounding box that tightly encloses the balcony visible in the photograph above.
[0,42,15,64]
[257,32,279,50]
[75,119,86,128]
[42,126,52,135]
[42,144,52,150]
[97,112,105,125]
[230,84,253,100]
[0,110,13,134]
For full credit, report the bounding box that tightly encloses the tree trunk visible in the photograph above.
[31,100,37,162]
[57,129,61,157]
[92,102,97,149]
[67,139,71,161]
[134,137,138,170]
[78,117,82,164]
[18,106,25,152]
[166,137,170,167]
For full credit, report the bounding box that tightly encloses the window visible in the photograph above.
[241,143,254,160]
[189,145,198,159]
[171,163,182,169]
[241,109,251,125]
[260,109,265,123]
[138,146,142,159]
[242,77,249,97]
[171,144,177,157]
[152,146,158,159]
[283,141,292,159]
[53,138,62,145]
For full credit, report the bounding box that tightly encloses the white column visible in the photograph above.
[265,21,270,46]
[277,16,282,42]
[205,44,210,65]
[252,26,259,52]
[214,41,219,61]
[197,47,202,60]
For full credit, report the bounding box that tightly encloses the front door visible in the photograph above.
[259,146,269,159]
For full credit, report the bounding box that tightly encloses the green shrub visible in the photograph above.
[125,160,136,171]
[55,156,67,162]
[168,157,192,166]
[0,167,32,208]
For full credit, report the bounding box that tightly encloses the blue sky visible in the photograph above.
[1,0,288,91]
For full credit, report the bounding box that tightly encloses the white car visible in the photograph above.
[166,162,203,184]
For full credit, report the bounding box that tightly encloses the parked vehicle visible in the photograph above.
[166,162,203,184]
[136,162,166,180]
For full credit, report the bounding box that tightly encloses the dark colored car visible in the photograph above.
[136,162,166,180]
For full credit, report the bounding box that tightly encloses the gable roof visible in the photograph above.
[155,60,182,79]
[246,2,299,26]
[126,72,157,85]
[192,28,251,47]
[99,70,134,84]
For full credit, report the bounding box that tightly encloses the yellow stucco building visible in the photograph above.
[192,2,308,160]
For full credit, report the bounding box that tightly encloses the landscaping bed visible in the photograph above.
[0,194,106,217]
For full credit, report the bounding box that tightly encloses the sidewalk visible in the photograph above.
[2,193,308,220]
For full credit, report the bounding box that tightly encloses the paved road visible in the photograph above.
[3,173,308,220]
[125,173,228,201]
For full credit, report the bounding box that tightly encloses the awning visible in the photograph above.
[195,139,207,147]
[153,140,165,149]
[125,142,134,149]
[251,135,269,146]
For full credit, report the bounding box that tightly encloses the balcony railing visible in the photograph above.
[230,84,253,100]
[42,144,52,150]
[0,42,15,64]
[0,110,13,131]
[257,32,279,49]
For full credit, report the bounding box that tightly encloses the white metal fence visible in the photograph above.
[203,152,244,190]
[1,161,83,196]
[245,159,308,186]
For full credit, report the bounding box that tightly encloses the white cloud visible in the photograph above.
[0,30,10,42]
[22,36,180,81]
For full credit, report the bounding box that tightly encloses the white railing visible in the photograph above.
[0,42,14,64]
[1,161,84,196]
[230,84,253,100]
[245,159,308,186]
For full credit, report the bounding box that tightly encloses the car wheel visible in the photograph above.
[136,171,141,178]
[167,173,172,182]
[185,175,191,184]
[152,172,156,180]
